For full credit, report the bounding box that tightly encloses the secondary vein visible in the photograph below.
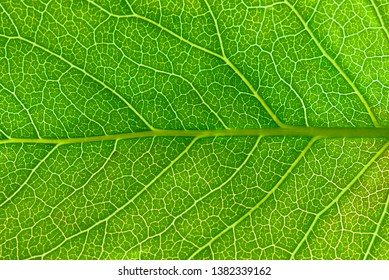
[188,137,319,259]
[284,0,381,128]
[85,0,286,127]
[0,34,156,131]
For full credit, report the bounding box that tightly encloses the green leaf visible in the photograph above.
[0,0,388,260]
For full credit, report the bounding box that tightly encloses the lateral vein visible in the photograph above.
[284,0,381,128]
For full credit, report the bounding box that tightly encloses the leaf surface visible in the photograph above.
[0,0,388,259]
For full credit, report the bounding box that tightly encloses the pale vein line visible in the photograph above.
[118,53,230,129]
[202,0,286,127]
[203,0,226,57]
[0,128,10,139]
[267,50,309,126]
[28,137,198,259]
[0,34,155,131]
[222,57,286,127]
[78,229,89,259]
[97,221,108,259]
[85,0,133,18]
[364,159,389,260]
[370,0,389,42]
[188,137,318,259]
[233,227,237,259]
[284,0,381,128]
[91,0,224,59]
[0,2,20,36]
[124,0,135,14]
[0,144,59,208]
[34,0,50,43]
[290,141,389,259]
[56,74,108,136]
[0,81,41,138]
[123,136,263,255]
[131,13,225,60]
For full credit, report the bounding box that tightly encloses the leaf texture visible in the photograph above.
[0,0,388,259]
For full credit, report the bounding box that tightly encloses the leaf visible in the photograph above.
[0,0,388,260]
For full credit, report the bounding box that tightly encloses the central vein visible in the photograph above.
[1,127,389,145]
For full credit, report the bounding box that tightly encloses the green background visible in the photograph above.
[0,0,388,259]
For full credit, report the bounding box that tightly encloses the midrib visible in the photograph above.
[1,127,389,145]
